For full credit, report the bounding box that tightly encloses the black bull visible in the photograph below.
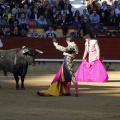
[0,48,43,90]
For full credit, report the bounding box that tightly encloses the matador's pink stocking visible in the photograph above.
[65,82,71,94]
[73,82,79,94]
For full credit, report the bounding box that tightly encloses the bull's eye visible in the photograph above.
[27,53,33,56]
[27,55,31,58]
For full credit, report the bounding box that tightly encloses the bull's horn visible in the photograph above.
[22,49,29,53]
[35,49,43,53]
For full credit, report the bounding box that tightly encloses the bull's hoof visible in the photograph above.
[16,87,20,90]
[36,91,40,95]
[21,87,25,90]
[21,85,25,90]
[16,86,20,90]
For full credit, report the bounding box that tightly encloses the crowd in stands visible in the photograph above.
[0,0,120,38]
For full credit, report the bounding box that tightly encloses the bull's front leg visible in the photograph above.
[21,73,27,90]
[13,74,20,90]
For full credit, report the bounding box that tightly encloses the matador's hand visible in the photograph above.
[96,56,100,60]
[53,42,58,46]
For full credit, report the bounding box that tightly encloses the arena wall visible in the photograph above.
[1,37,120,71]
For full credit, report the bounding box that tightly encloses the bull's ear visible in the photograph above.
[35,49,43,54]
[22,48,29,54]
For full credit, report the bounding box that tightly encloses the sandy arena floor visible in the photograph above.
[0,70,120,120]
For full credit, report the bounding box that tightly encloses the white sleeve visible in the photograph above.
[95,41,100,57]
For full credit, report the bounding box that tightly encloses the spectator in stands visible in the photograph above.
[61,10,73,25]
[72,18,81,28]
[10,26,21,36]
[58,14,69,36]
[115,3,120,17]
[0,1,10,12]
[118,0,120,4]
[37,14,47,26]
[113,0,118,8]
[61,4,70,15]
[70,27,82,38]
[66,0,73,16]
[0,0,4,12]
[27,28,41,38]
[119,0,120,4]
[9,14,18,25]
[73,10,81,22]
[54,1,61,10]
[45,4,53,16]
[7,0,22,4]
[107,10,119,26]
[33,2,44,16]
[52,6,57,15]
[43,0,50,9]
[101,1,108,11]
[104,5,111,19]
[12,4,20,19]
[10,20,21,31]
[44,9,51,25]
[44,25,59,38]
[18,7,26,19]
[0,27,9,37]
[2,9,12,20]
[115,3,120,22]
[96,5,103,16]
[100,12,107,26]
[59,0,66,10]
[58,14,69,25]
[30,8,40,21]
[18,13,27,25]
[23,4,31,19]
[89,25,101,37]
[81,9,89,22]
[1,15,9,25]
[0,0,3,5]
[52,9,62,25]
[89,10,100,26]
[20,23,29,37]
[87,1,98,14]
[82,17,91,36]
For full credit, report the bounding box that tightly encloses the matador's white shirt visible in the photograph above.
[83,39,100,63]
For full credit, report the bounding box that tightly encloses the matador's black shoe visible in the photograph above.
[36,91,40,95]
[62,93,71,96]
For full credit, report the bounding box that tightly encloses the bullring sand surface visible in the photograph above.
[0,70,120,120]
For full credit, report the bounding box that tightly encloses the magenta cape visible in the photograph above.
[51,65,65,83]
[37,66,66,96]
[75,59,108,82]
